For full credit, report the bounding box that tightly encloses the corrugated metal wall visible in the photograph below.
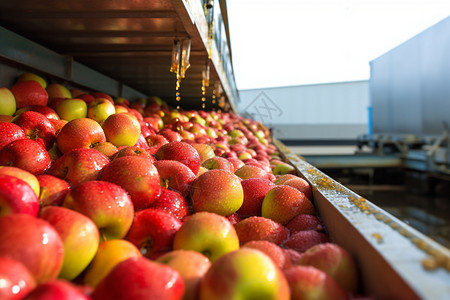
[370,16,450,137]
[237,80,369,142]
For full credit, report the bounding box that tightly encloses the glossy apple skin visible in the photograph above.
[36,174,70,206]
[0,257,36,300]
[15,105,60,121]
[284,266,348,300]
[236,178,276,219]
[262,185,315,225]
[10,80,48,109]
[156,250,211,300]
[201,156,232,171]
[191,143,215,163]
[298,243,358,294]
[100,156,161,210]
[155,141,201,174]
[23,279,89,300]
[173,212,239,263]
[127,208,182,259]
[46,83,72,100]
[146,134,169,154]
[113,145,155,161]
[234,216,289,246]
[92,141,118,158]
[191,169,244,216]
[154,160,196,197]
[282,177,313,201]
[0,122,26,150]
[0,87,16,116]
[56,118,106,154]
[87,98,116,123]
[92,257,184,300]
[199,248,290,300]
[242,240,287,270]
[102,112,141,147]
[0,166,40,197]
[83,240,142,288]
[12,110,56,150]
[0,174,39,217]
[47,148,110,186]
[56,98,89,121]
[150,187,190,220]
[0,139,51,175]
[235,164,268,180]
[63,180,134,241]
[40,206,100,280]
[0,214,64,283]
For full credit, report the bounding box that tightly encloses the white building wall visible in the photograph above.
[236,80,369,142]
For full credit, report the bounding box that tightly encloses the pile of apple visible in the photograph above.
[0,73,363,300]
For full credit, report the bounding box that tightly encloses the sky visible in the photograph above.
[226,0,450,90]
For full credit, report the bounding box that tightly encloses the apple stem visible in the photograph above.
[99,229,108,243]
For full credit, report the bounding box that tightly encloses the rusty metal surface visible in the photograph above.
[0,0,236,110]
[274,138,450,300]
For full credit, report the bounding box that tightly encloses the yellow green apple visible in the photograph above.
[0,87,16,116]
[56,98,87,121]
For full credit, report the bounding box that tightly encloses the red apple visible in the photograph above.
[113,145,155,162]
[173,212,240,263]
[0,122,26,150]
[0,257,36,300]
[63,180,134,241]
[159,128,182,142]
[40,206,100,281]
[47,148,110,186]
[284,230,329,253]
[91,257,185,300]
[126,208,182,259]
[261,185,315,225]
[202,156,232,171]
[156,250,211,300]
[0,139,51,175]
[100,156,161,210]
[234,216,289,245]
[282,177,313,201]
[15,105,60,120]
[236,178,276,219]
[242,240,287,270]
[56,118,106,154]
[10,80,48,109]
[0,166,40,197]
[46,83,72,100]
[146,134,169,154]
[102,112,141,147]
[155,141,201,174]
[150,187,190,220]
[0,214,64,283]
[90,92,113,103]
[36,174,70,207]
[0,174,39,216]
[284,266,348,300]
[226,157,245,172]
[12,111,56,150]
[298,243,359,293]
[286,214,324,235]
[92,141,118,158]
[199,248,290,300]
[153,160,196,197]
[23,279,89,300]
[191,169,244,216]
[234,164,268,180]
[16,73,47,88]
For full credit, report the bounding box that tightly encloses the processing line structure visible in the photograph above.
[0,1,449,299]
